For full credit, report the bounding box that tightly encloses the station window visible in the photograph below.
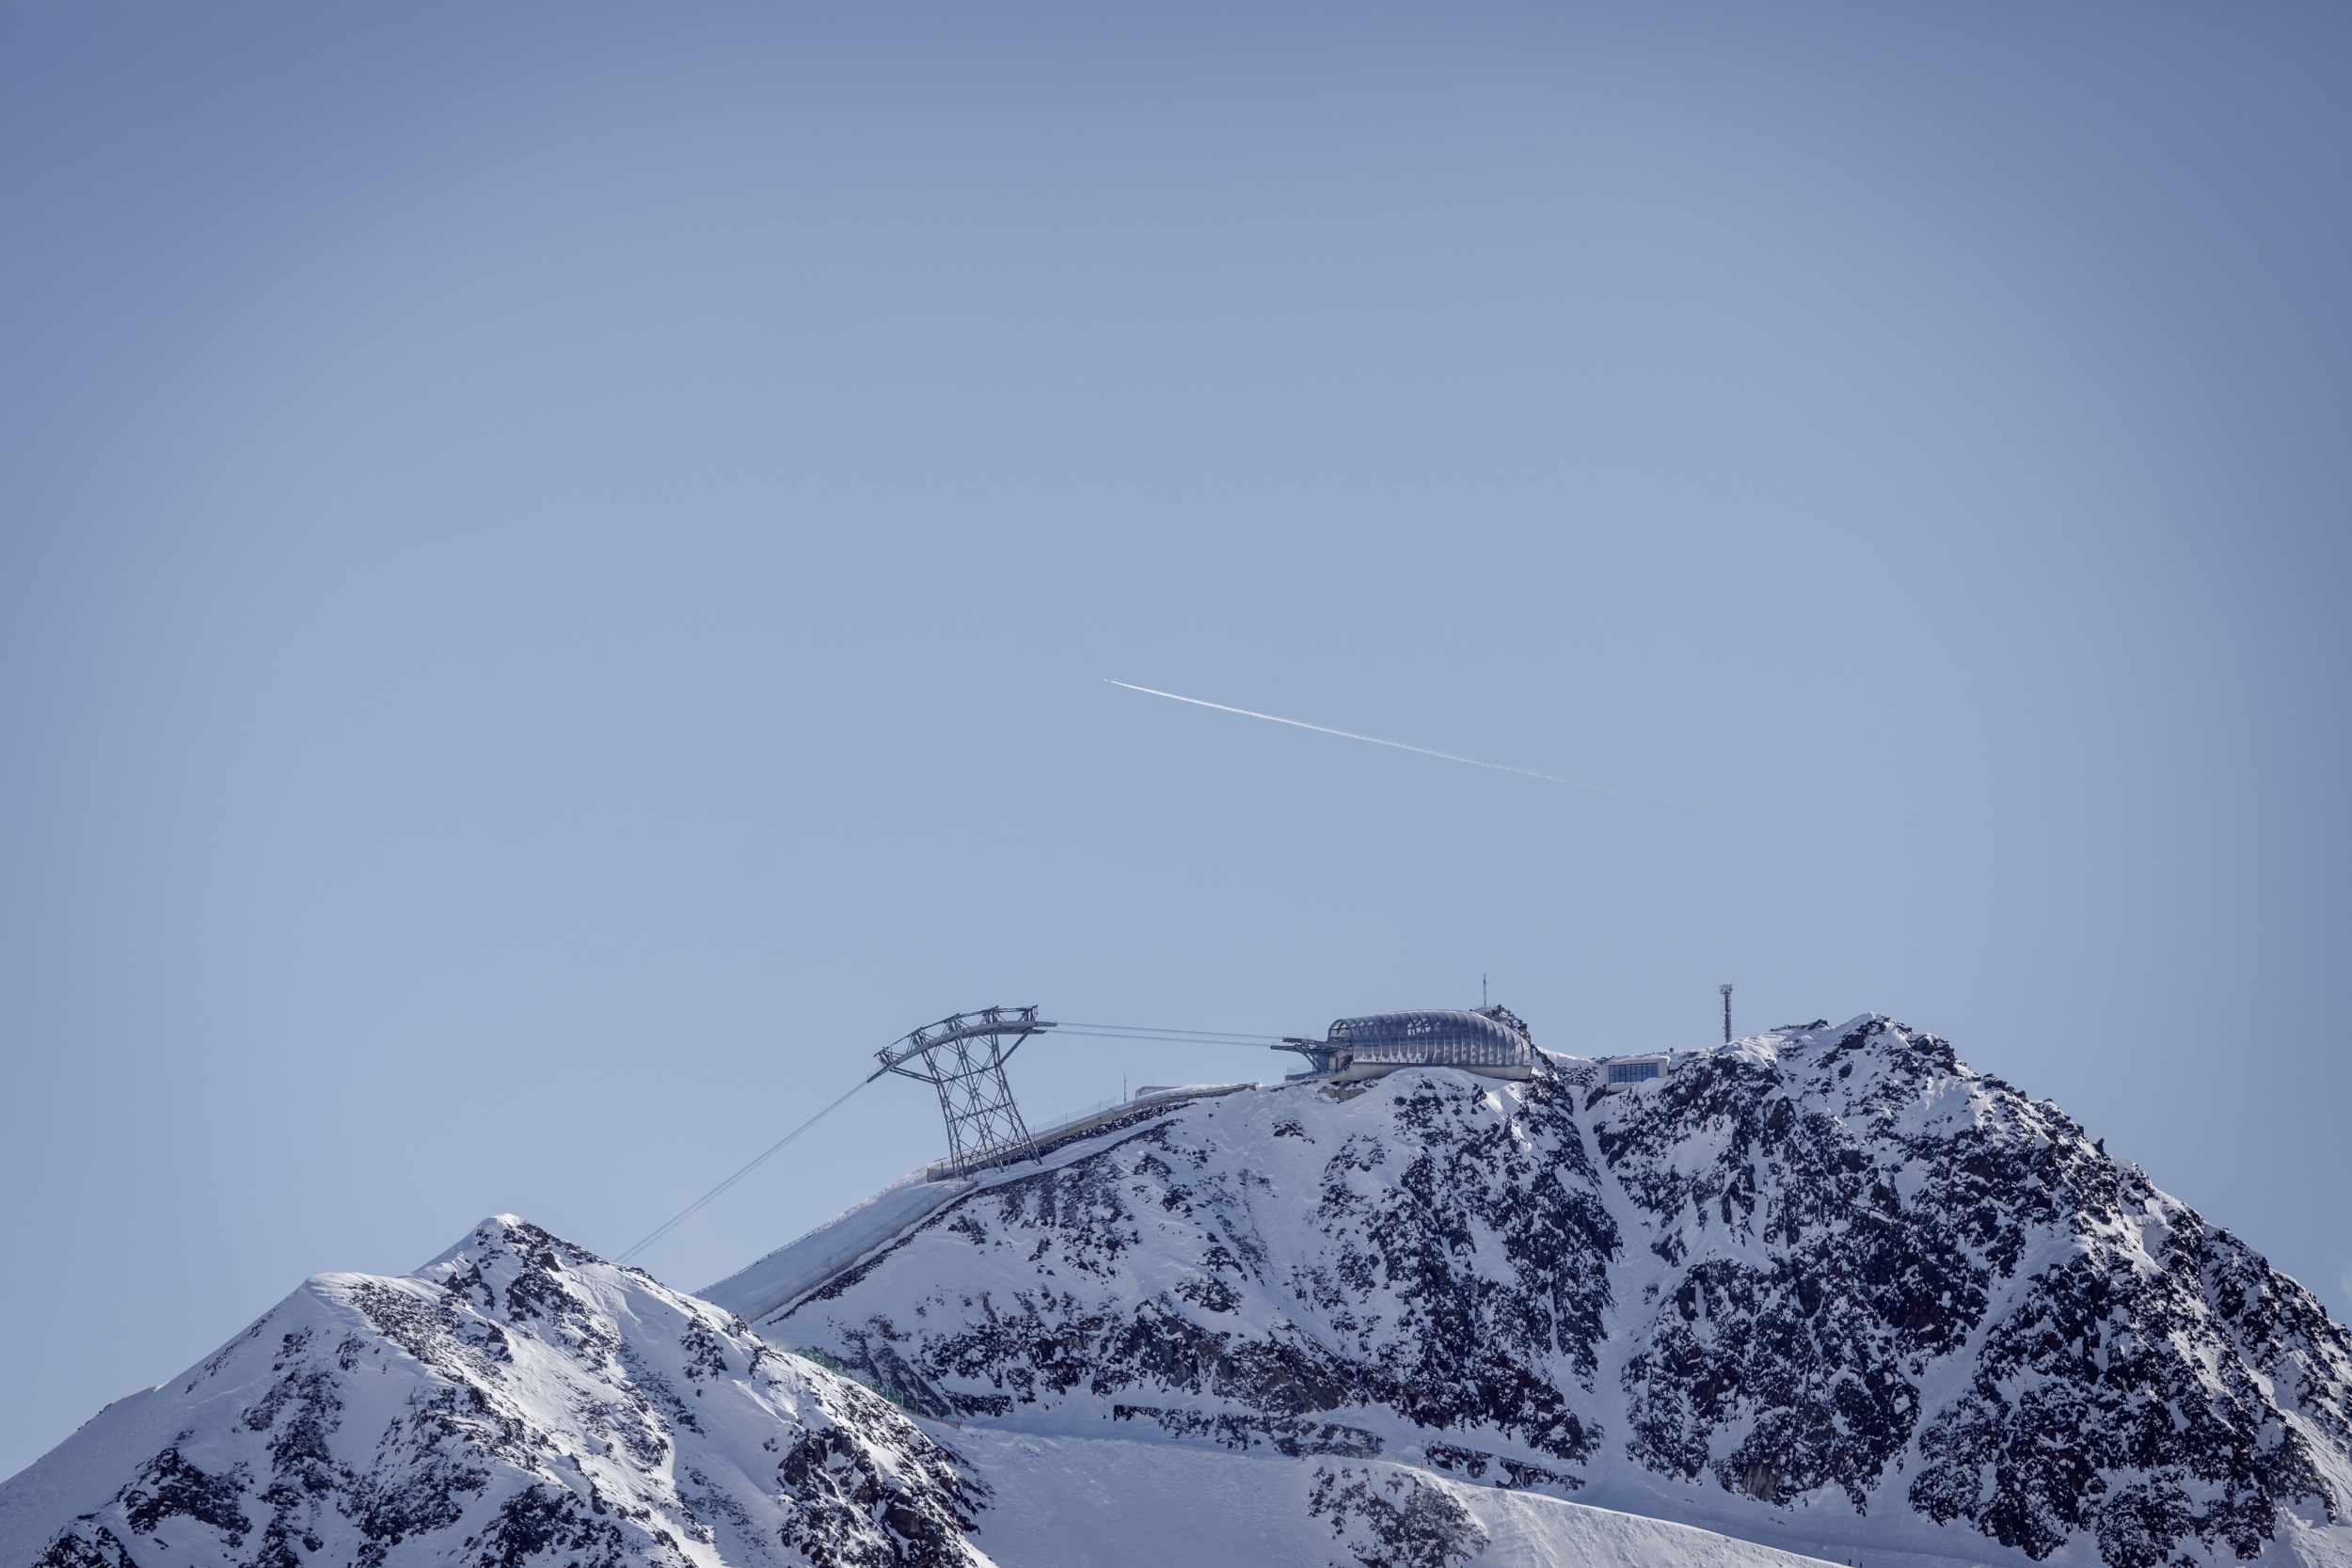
[1608,1061,1661,1085]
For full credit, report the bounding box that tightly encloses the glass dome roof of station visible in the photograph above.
[1328,1007,1536,1070]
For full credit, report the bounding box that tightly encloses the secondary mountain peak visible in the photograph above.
[0,1215,991,1568]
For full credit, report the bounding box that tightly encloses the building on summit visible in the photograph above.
[1274,1005,1540,1083]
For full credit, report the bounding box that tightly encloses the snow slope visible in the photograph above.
[712,1016,2352,1568]
[952,1427,1849,1568]
[704,1085,1251,1329]
[708,1173,977,1329]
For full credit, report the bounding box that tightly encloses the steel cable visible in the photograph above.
[615,1077,875,1265]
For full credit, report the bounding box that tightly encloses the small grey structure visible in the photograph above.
[1602,1053,1675,1092]
[872,1006,1051,1179]
[1275,1005,1540,1083]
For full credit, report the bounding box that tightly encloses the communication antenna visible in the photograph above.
[872,1006,1052,1178]
[1720,983,1733,1043]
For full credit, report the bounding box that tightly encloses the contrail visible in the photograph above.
[1105,680,1702,811]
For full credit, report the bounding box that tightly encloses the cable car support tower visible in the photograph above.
[869,1006,1054,1178]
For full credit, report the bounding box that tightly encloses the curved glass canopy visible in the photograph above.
[1334,1008,1535,1068]
[1278,1006,1537,1077]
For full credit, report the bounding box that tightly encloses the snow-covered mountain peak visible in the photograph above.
[406,1211,557,1281]
[1,1216,991,1568]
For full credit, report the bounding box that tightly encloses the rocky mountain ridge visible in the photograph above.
[717,1015,2352,1568]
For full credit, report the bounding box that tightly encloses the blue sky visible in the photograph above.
[3,2,2348,1479]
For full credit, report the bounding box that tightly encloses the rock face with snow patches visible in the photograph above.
[0,1218,990,1568]
[719,1016,2352,1568]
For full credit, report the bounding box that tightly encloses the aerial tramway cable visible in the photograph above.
[614,1076,877,1265]
[1047,1022,1286,1047]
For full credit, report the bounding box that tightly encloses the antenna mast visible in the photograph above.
[1719,983,1733,1043]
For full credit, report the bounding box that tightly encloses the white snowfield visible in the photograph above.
[706,1167,976,1326]
[953,1427,1852,1568]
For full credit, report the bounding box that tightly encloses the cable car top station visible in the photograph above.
[867,1000,1546,1180]
[1272,1005,1539,1083]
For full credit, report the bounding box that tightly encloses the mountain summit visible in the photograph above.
[709,1015,2352,1568]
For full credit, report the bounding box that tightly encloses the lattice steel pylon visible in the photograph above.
[869,1006,1054,1178]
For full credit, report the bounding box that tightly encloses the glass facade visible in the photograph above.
[1326,1008,1537,1071]
[1608,1060,1661,1085]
